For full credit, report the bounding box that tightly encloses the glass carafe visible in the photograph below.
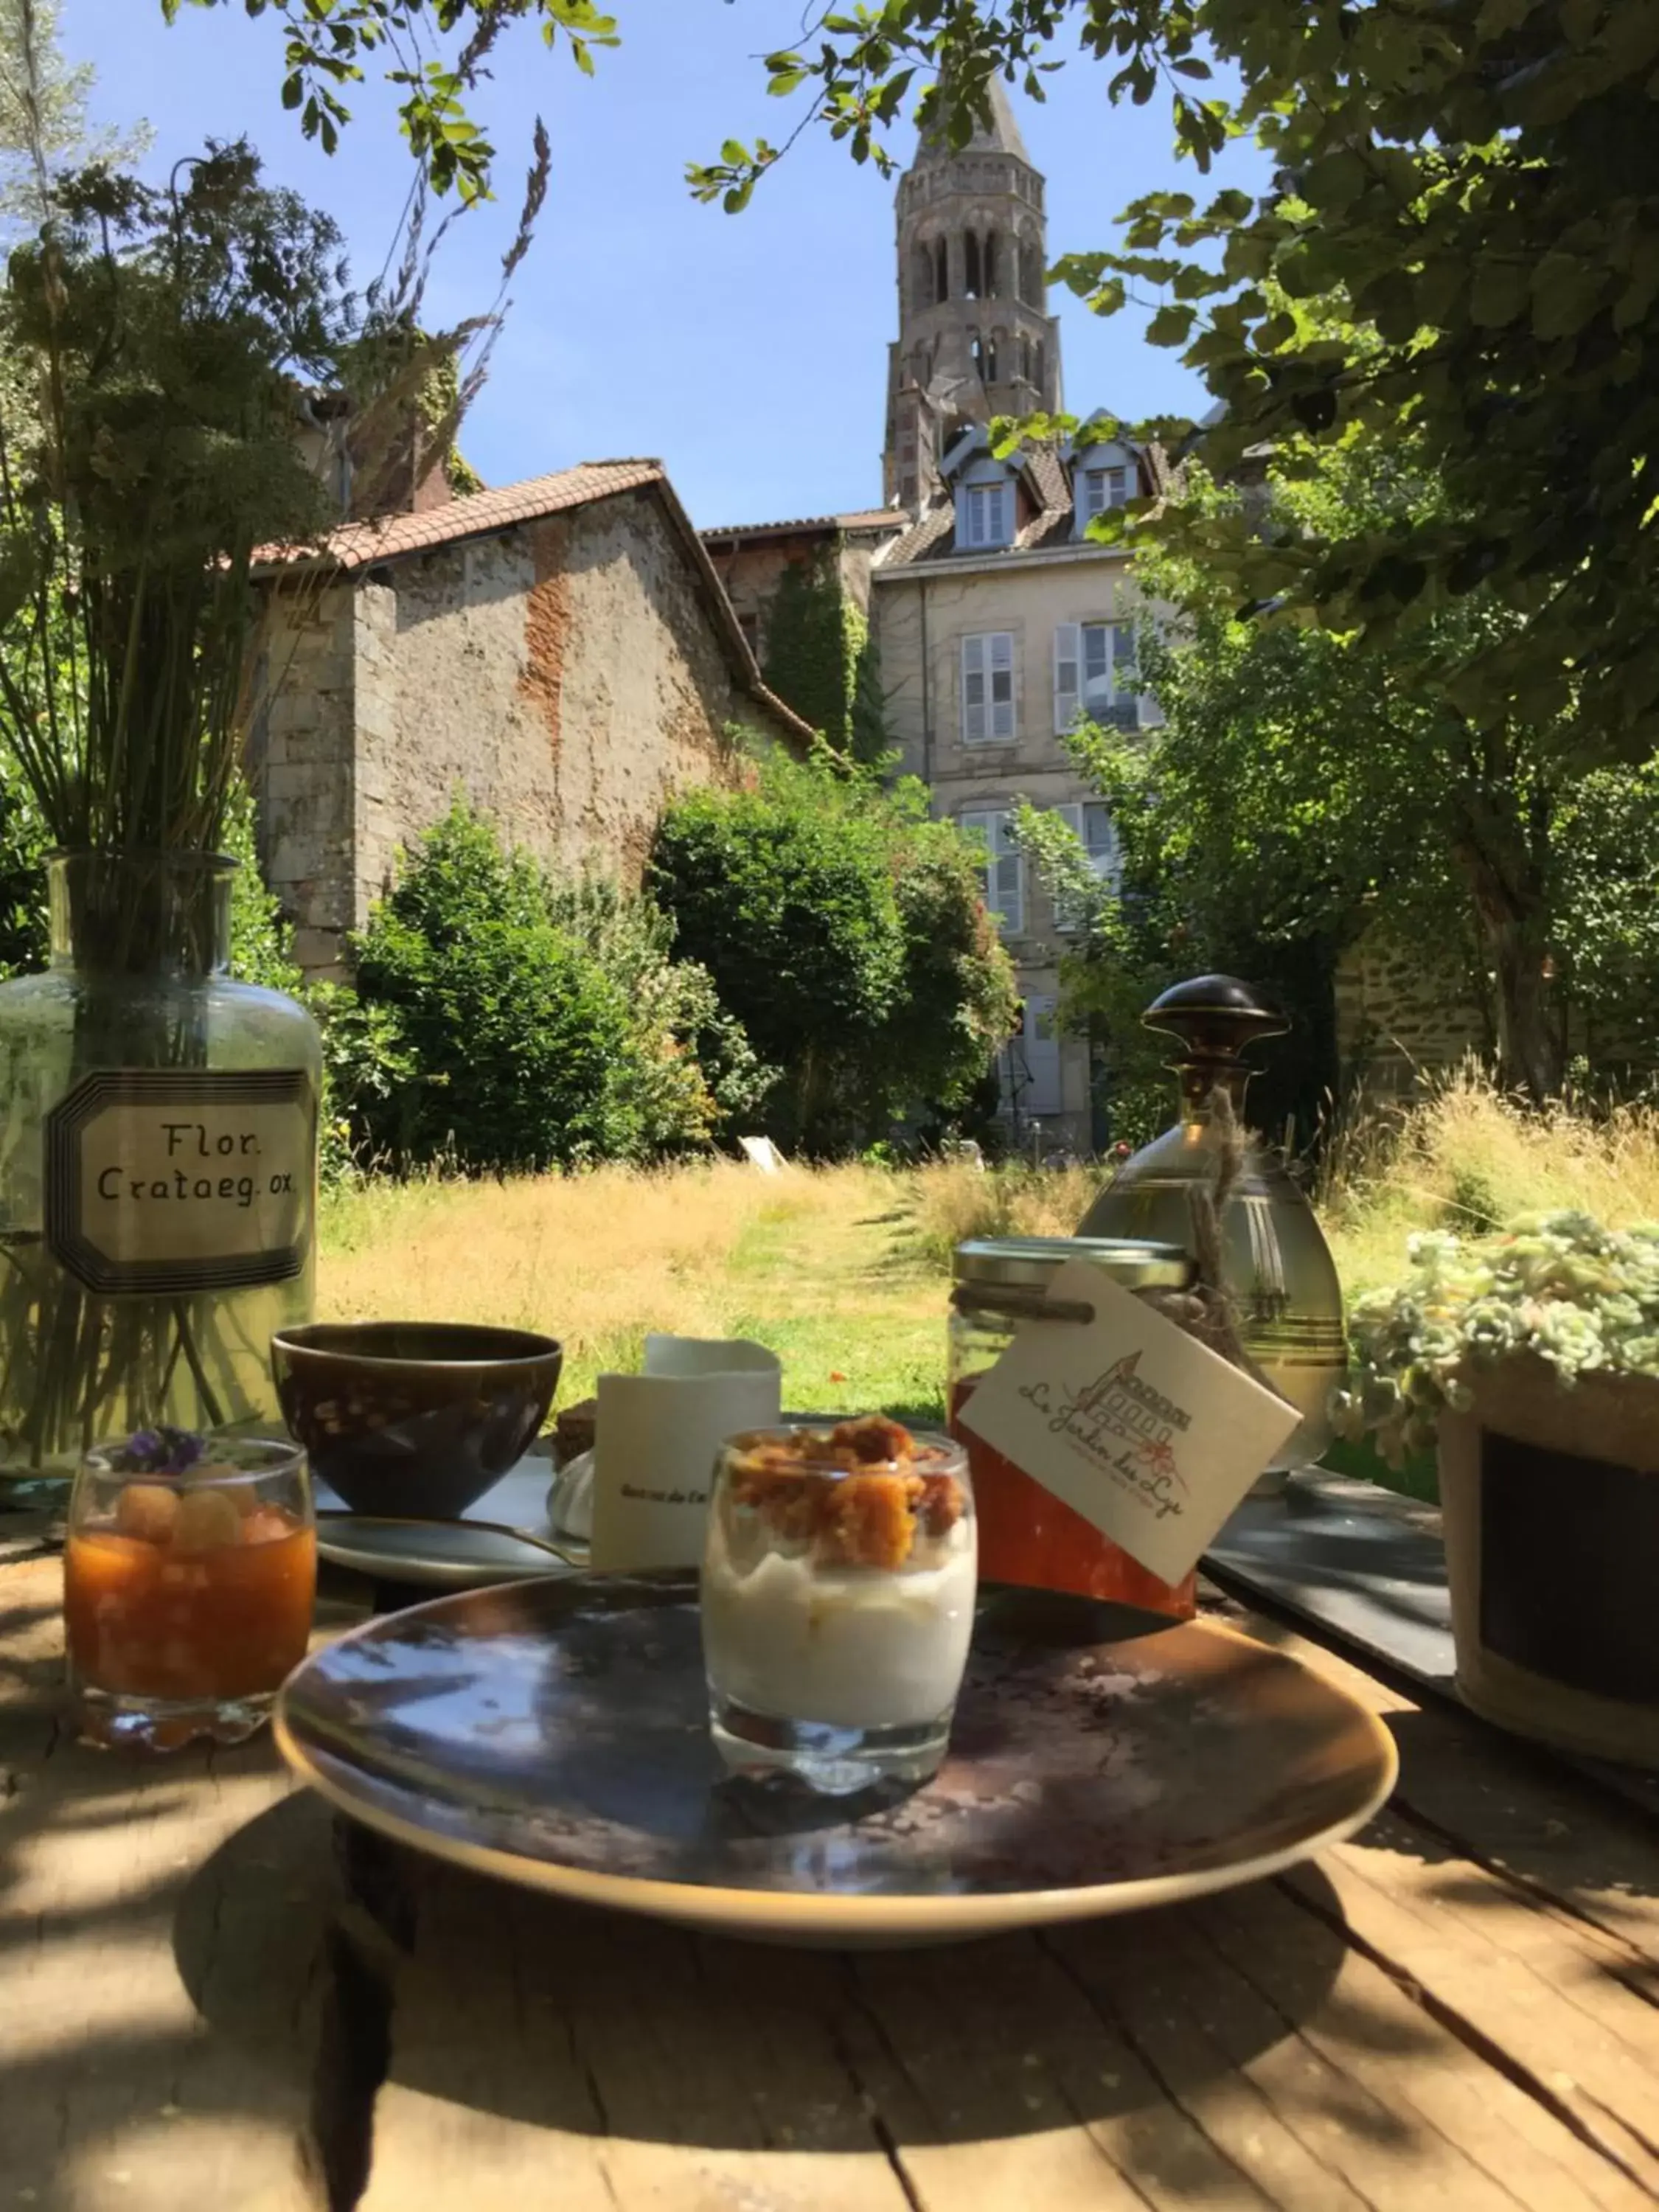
[0,851,319,1503]
[1076,975,1346,1479]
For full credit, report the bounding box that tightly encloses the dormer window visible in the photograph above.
[959,481,1012,551]
[1078,464,1131,525]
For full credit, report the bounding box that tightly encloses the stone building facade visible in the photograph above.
[251,461,811,975]
[700,509,902,667]
[870,89,1166,1155]
[874,435,1166,1155]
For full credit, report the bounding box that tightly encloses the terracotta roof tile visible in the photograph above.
[700,507,902,540]
[255,459,666,573]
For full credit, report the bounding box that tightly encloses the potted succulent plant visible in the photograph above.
[1335,1211,1659,1766]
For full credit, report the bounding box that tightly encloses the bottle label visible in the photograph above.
[46,1069,314,1295]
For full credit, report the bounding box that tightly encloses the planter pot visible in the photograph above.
[1437,1354,1659,1767]
[0,852,319,1500]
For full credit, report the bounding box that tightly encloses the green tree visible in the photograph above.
[1018,442,1659,1104]
[161,0,616,200]
[0,0,149,231]
[693,2,1659,752]
[651,745,1016,1153]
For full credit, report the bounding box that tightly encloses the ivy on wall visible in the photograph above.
[762,546,890,764]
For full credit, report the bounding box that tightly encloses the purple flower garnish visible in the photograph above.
[116,1425,209,1474]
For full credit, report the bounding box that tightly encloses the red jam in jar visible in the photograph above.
[948,1234,1198,1618]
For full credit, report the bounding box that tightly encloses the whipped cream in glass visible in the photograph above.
[700,1416,976,1792]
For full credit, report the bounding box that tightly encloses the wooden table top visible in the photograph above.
[6,1532,1659,2212]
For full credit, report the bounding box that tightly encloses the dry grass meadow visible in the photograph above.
[317,1064,1659,1430]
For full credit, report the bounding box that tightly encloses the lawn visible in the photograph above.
[319,1162,955,1421]
[317,1068,1659,1474]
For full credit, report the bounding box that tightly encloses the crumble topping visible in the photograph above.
[726,1415,965,1571]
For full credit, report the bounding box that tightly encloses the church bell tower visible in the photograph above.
[883,81,1063,511]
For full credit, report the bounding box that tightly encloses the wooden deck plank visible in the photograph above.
[1057,1884,1646,2212]
[844,1928,1254,2212]
[1287,1832,1659,2192]
[1204,1591,1659,1970]
[0,1555,358,2212]
[357,1852,917,2212]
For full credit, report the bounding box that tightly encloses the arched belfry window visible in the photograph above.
[964,230,983,298]
[984,232,1000,298]
[911,242,933,314]
[933,235,950,303]
[1020,239,1043,309]
[1033,338,1046,392]
[986,330,1002,382]
[970,329,986,380]
[1019,334,1033,383]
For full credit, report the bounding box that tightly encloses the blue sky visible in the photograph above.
[64,1,1271,526]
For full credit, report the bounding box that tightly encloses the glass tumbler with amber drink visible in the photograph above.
[701,1416,975,1794]
[65,1429,316,1749]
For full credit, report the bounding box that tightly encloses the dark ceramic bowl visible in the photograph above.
[271,1321,563,1520]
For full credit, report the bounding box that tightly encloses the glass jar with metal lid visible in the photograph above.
[949,1234,1199,1618]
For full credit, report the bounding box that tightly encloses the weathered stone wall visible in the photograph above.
[1334,931,1492,1092]
[256,484,787,975]
[1336,928,1658,1093]
[246,580,358,976]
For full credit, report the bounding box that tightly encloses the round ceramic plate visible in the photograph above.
[276,1574,1397,1944]
[311,1461,579,1589]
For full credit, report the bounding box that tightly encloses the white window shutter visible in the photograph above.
[966,809,1023,933]
[1024,994,1063,1114]
[961,634,987,743]
[990,632,1015,740]
[1110,622,1138,704]
[997,827,1025,934]
[1051,803,1084,931]
[1082,801,1121,891]
[1053,623,1080,735]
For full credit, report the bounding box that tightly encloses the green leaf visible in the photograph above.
[1147,303,1196,348]
[1531,251,1608,339]
[1469,257,1531,328]
[1302,148,1369,212]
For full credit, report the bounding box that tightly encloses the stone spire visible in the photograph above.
[882,83,1062,510]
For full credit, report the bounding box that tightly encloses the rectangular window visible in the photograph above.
[960,481,1011,549]
[998,995,1063,1118]
[1053,801,1121,930]
[960,807,1024,934]
[960,632,1015,744]
[1079,465,1130,522]
[1054,620,1138,724]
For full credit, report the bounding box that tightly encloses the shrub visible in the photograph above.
[651,743,1017,1155]
[345,801,759,1173]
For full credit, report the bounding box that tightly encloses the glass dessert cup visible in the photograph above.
[64,1429,316,1750]
[701,1416,975,1795]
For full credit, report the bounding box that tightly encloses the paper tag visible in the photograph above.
[590,1336,781,1571]
[956,1260,1300,1585]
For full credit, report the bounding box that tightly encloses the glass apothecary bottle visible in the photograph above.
[0,851,320,1502]
[1076,975,1346,1480]
[948,1233,1199,1618]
